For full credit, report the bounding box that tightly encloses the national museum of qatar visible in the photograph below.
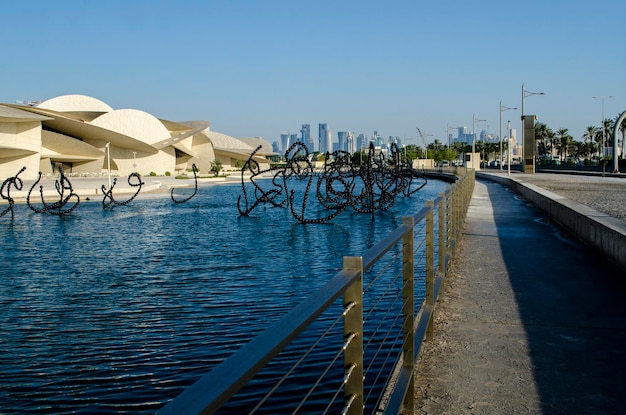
[0,94,274,180]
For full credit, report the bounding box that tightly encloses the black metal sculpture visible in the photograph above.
[102,172,144,209]
[171,164,198,204]
[1,166,26,219]
[27,166,80,215]
[238,141,427,223]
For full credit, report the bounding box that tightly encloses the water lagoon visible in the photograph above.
[0,178,447,414]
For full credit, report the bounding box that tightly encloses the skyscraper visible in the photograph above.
[300,124,312,152]
[337,131,348,152]
[319,123,328,153]
[346,132,355,153]
[280,132,290,153]
[325,130,332,154]
[356,134,366,152]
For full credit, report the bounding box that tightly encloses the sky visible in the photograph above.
[1,0,625,148]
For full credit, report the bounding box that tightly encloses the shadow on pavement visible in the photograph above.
[484,178,626,414]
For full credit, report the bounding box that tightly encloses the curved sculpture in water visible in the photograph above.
[101,172,144,208]
[238,141,427,223]
[0,166,26,219]
[171,164,199,204]
[27,166,80,215]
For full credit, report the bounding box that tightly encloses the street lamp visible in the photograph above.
[472,114,486,169]
[132,151,137,172]
[507,120,512,176]
[592,95,613,176]
[500,101,517,170]
[521,83,545,170]
[105,142,111,190]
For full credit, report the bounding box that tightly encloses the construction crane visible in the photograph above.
[416,128,433,167]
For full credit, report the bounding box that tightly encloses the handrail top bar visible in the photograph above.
[362,223,412,271]
[411,206,432,224]
[157,268,361,415]
[361,203,434,272]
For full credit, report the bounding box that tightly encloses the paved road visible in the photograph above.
[413,178,626,414]
[478,170,626,220]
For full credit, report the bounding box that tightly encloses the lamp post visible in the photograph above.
[521,83,545,169]
[472,114,486,169]
[132,151,137,172]
[105,142,111,190]
[592,95,613,176]
[500,101,517,170]
[507,120,512,176]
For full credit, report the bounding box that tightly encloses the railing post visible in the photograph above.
[446,187,453,255]
[343,256,364,415]
[452,181,459,248]
[437,192,445,274]
[425,201,435,341]
[401,216,415,413]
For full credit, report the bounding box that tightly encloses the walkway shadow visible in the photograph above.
[483,178,626,414]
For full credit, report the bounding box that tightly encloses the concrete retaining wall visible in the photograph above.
[477,172,626,273]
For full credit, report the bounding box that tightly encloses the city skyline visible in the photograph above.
[1,0,624,147]
[274,122,508,154]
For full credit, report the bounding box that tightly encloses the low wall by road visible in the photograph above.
[477,172,626,273]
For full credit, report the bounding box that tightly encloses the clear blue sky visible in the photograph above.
[1,0,625,147]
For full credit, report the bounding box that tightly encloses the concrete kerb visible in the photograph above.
[477,171,626,273]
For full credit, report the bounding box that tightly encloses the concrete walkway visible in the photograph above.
[414,178,626,414]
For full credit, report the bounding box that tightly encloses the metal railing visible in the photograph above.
[156,169,475,415]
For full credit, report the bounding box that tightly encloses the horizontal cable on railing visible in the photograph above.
[322,363,357,415]
[293,331,354,414]
[363,266,402,323]
[342,301,356,316]
[363,288,403,372]
[363,285,404,406]
[362,224,413,272]
[374,345,406,414]
[250,303,348,414]
[363,248,402,294]
[365,329,404,411]
[370,325,405,413]
[414,236,427,254]
[340,394,357,415]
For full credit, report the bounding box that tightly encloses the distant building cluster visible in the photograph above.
[450,126,519,157]
[273,124,405,157]
[0,94,275,181]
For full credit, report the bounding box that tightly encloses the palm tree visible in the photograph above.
[534,122,553,161]
[582,126,598,161]
[595,119,615,160]
[555,128,573,163]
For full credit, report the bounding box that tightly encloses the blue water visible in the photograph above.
[0,178,447,414]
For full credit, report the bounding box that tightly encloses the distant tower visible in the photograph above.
[300,124,311,152]
[356,134,366,151]
[337,131,348,152]
[347,132,355,153]
[319,123,328,153]
[280,132,290,153]
[326,130,332,154]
